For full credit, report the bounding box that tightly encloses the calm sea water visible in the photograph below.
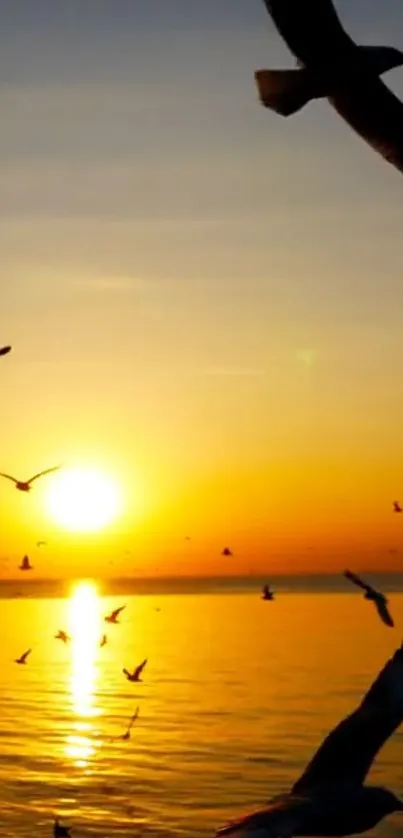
[1,578,403,837]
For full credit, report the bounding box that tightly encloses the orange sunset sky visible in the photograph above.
[0,1,403,578]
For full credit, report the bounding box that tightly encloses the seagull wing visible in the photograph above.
[134,658,147,679]
[27,465,61,484]
[216,796,305,837]
[0,473,18,484]
[111,605,125,620]
[0,346,11,356]
[20,649,31,663]
[128,707,140,731]
[122,668,131,679]
[376,598,394,628]
[292,643,403,793]
[261,0,353,65]
[329,80,403,177]
[344,569,373,594]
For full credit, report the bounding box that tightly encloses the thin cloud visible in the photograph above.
[202,367,265,377]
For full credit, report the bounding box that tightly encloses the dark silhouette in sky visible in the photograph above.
[217,644,403,836]
[344,569,394,627]
[0,465,60,492]
[393,500,402,513]
[0,345,11,356]
[123,658,147,683]
[261,584,274,601]
[54,630,70,644]
[15,649,31,665]
[255,0,403,175]
[105,605,126,624]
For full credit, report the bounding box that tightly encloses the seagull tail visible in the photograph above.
[254,68,318,116]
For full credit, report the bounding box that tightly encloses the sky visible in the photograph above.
[0,0,403,578]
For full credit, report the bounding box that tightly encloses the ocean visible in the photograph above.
[1,575,403,837]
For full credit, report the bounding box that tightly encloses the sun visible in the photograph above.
[46,466,122,532]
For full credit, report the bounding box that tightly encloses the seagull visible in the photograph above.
[105,605,126,624]
[222,547,233,556]
[393,501,402,513]
[19,555,32,571]
[216,644,403,836]
[0,345,11,356]
[344,569,394,628]
[54,818,71,838]
[54,630,70,644]
[255,0,403,175]
[261,584,275,601]
[121,707,140,741]
[36,540,47,547]
[15,649,31,665]
[123,658,147,683]
[100,634,107,648]
[0,465,61,492]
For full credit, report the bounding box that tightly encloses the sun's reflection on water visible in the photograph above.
[65,580,102,767]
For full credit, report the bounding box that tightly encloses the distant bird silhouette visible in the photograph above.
[36,540,47,547]
[15,649,31,665]
[222,547,232,557]
[0,345,11,356]
[216,644,403,836]
[121,707,140,740]
[255,0,403,175]
[262,584,275,601]
[99,633,108,648]
[105,605,125,624]
[393,501,402,513]
[54,818,71,838]
[344,569,394,628]
[0,465,60,492]
[123,658,147,683]
[54,630,70,644]
[19,555,32,572]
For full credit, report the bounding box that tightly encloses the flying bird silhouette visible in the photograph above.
[105,605,126,624]
[0,345,11,356]
[344,570,394,628]
[0,465,61,492]
[54,818,71,838]
[15,649,31,665]
[55,630,70,644]
[100,633,108,648]
[123,658,147,683]
[261,584,275,601]
[36,540,47,547]
[19,555,32,572]
[216,643,403,836]
[393,501,402,513]
[255,0,403,175]
[121,707,140,741]
[222,547,232,557]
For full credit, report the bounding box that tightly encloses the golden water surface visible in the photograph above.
[0,583,402,837]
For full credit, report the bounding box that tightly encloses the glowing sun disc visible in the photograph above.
[46,467,121,532]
